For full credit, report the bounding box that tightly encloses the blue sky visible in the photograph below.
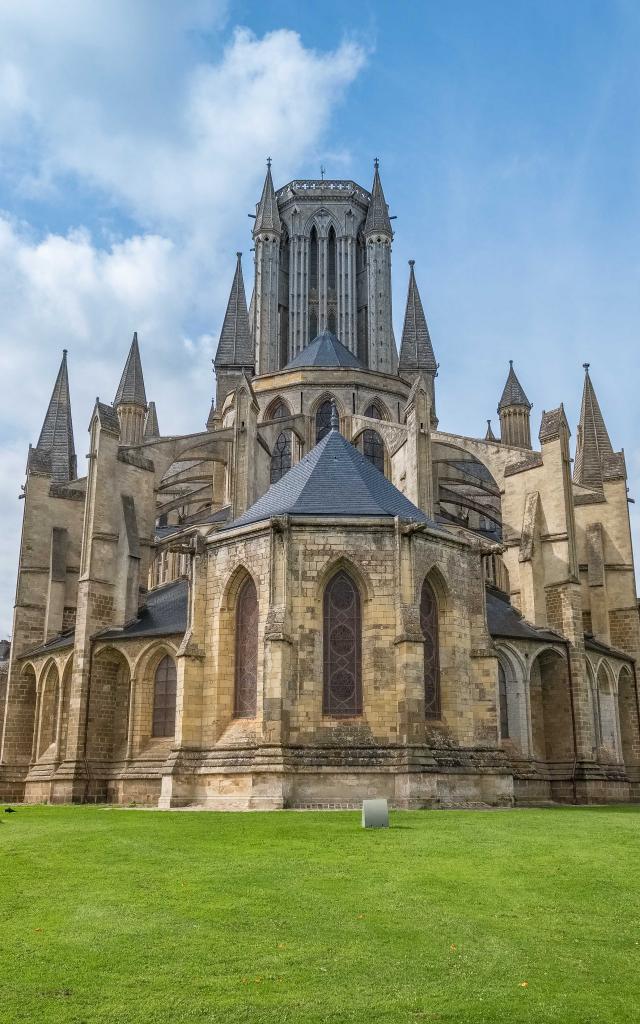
[0,0,639,636]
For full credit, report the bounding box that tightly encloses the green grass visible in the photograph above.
[0,806,639,1023]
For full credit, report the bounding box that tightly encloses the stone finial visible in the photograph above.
[330,402,339,431]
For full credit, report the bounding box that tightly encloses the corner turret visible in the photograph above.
[114,332,147,445]
[498,360,532,448]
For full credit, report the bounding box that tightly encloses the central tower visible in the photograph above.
[252,161,396,374]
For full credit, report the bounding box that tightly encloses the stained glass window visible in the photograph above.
[323,570,362,716]
[152,655,177,738]
[420,579,440,720]
[234,577,258,718]
[316,399,334,442]
[269,401,292,484]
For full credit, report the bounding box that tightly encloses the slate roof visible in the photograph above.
[498,361,531,411]
[99,578,188,640]
[486,588,562,643]
[225,419,437,531]
[144,401,160,439]
[35,350,77,483]
[214,253,254,368]
[573,365,615,490]
[254,161,281,235]
[114,332,147,409]
[364,160,392,236]
[284,330,362,370]
[398,261,437,373]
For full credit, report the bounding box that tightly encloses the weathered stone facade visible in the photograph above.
[1,165,639,810]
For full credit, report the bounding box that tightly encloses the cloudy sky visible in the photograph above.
[0,0,639,636]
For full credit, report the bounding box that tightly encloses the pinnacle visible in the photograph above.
[498,361,531,411]
[573,364,614,490]
[254,159,281,236]
[114,332,147,409]
[364,159,392,237]
[485,419,498,442]
[399,260,437,373]
[144,400,160,439]
[214,253,253,368]
[36,350,77,482]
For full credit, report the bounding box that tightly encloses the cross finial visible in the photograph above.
[236,251,242,261]
[583,362,590,372]
[408,259,415,268]
[509,359,513,367]
[320,164,326,180]
[374,156,379,170]
[330,402,339,431]
[266,156,272,169]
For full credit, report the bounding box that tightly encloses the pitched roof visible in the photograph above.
[214,253,253,368]
[498,361,531,411]
[284,330,362,369]
[364,159,392,236]
[99,578,188,640]
[114,332,147,409]
[254,160,281,235]
[225,419,438,531]
[35,350,77,482]
[485,587,562,644]
[398,261,437,373]
[573,364,615,490]
[144,401,160,439]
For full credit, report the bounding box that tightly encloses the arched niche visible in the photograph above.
[86,648,131,763]
[529,648,574,765]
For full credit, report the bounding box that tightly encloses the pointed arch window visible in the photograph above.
[316,399,334,442]
[420,579,441,720]
[234,577,258,718]
[498,662,509,738]
[309,227,318,292]
[359,429,385,474]
[327,227,337,291]
[323,570,362,716]
[152,655,177,738]
[309,309,318,341]
[269,400,292,484]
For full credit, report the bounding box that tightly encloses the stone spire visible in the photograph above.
[399,260,437,424]
[34,349,77,482]
[485,419,498,442]
[214,253,253,369]
[364,158,392,237]
[253,158,281,237]
[573,364,615,490]
[144,401,160,440]
[498,360,532,448]
[114,332,147,444]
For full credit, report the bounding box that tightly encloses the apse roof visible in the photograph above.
[283,330,363,370]
[225,419,438,531]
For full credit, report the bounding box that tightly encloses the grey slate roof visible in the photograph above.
[254,161,281,236]
[225,422,437,531]
[364,160,392,237]
[114,332,147,409]
[486,588,562,643]
[498,361,531,411]
[573,365,615,490]
[144,401,160,439]
[35,350,77,483]
[100,578,188,640]
[398,261,437,373]
[214,253,254,368]
[284,330,362,370]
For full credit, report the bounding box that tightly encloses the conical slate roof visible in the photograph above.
[485,419,498,442]
[364,159,392,236]
[144,401,160,439]
[36,350,77,482]
[498,361,531,411]
[226,417,437,531]
[399,261,437,373]
[214,253,253,368]
[284,330,362,370]
[114,332,147,409]
[573,364,614,490]
[254,160,281,235]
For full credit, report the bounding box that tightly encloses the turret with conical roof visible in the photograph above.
[399,260,438,424]
[574,364,623,490]
[498,360,532,448]
[114,332,147,444]
[365,159,396,374]
[31,350,77,482]
[214,252,254,409]
[253,158,281,375]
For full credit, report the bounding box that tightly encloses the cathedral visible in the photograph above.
[1,161,639,810]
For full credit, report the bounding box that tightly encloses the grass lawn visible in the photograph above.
[0,805,638,1023]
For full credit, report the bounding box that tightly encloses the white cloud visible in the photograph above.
[0,8,368,635]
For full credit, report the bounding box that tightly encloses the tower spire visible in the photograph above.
[253,158,281,237]
[399,260,438,425]
[497,361,532,448]
[114,332,147,444]
[573,363,614,490]
[364,159,396,374]
[214,253,254,409]
[34,349,77,482]
[364,158,392,237]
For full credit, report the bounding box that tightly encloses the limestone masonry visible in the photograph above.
[2,162,639,809]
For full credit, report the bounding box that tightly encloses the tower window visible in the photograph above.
[323,570,362,716]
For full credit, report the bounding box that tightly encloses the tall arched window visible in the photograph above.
[357,404,385,473]
[309,227,318,292]
[420,579,440,720]
[309,309,318,341]
[316,399,334,442]
[234,577,258,718]
[498,662,509,738]
[323,570,362,716]
[269,400,292,484]
[327,226,337,291]
[327,310,336,335]
[153,655,177,738]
